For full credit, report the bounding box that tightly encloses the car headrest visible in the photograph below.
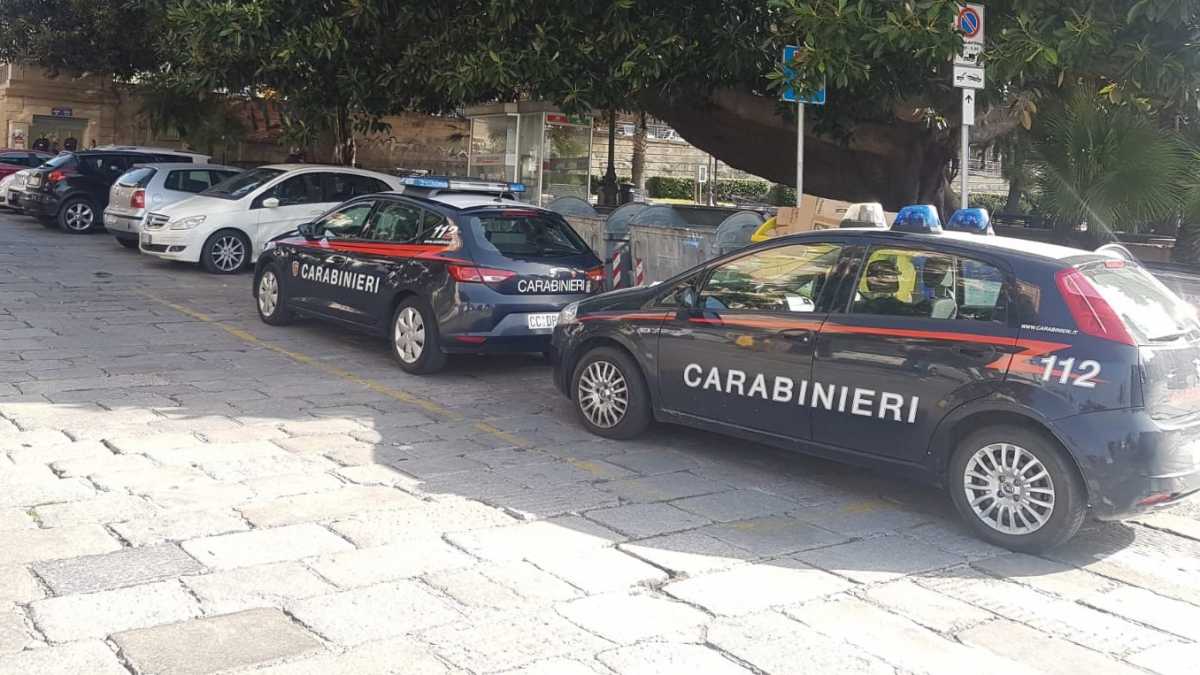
[892,205,942,234]
[864,259,901,293]
[921,257,954,291]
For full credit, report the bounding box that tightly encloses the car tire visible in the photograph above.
[58,198,98,233]
[571,346,652,440]
[116,238,139,250]
[390,297,447,374]
[256,266,294,326]
[949,425,1087,553]
[200,229,251,274]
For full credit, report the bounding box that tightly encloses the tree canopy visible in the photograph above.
[1,0,1197,209]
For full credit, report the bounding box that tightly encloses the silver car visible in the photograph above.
[104,163,242,248]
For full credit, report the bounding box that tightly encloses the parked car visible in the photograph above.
[140,165,400,274]
[103,163,242,249]
[253,177,604,373]
[0,149,54,178]
[552,219,1200,552]
[4,169,31,212]
[19,147,209,233]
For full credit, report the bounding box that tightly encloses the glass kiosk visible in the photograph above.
[465,102,594,207]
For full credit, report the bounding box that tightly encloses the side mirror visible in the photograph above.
[296,222,318,239]
[262,197,280,209]
[679,286,698,309]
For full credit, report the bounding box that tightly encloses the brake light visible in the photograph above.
[448,264,515,284]
[586,266,605,287]
[47,170,66,184]
[131,189,145,209]
[1055,268,1136,346]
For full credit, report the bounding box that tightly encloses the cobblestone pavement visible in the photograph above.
[2,213,1199,675]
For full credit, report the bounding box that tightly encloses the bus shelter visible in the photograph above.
[464,102,594,207]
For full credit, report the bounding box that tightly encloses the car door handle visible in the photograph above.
[778,328,814,342]
[957,345,997,358]
[326,255,349,265]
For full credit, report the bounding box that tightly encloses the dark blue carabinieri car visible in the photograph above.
[253,177,603,373]
[551,215,1200,553]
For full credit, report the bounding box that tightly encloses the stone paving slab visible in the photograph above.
[31,543,205,595]
[112,608,324,675]
[0,640,128,675]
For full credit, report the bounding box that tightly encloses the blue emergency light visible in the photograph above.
[947,208,993,235]
[891,205,942,234]
[397,176,526,194]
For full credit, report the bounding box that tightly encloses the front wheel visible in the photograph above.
[58,198,98,233]
[949,425,1087,553]
[571,346,652,440]
[256,267,294,326]
[201,229,251,274]
[390,297,446,374]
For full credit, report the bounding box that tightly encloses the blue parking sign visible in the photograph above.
[781,46,826,105]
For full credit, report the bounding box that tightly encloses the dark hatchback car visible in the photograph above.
[19,148,208,233]
[254,177,604,374]
[551,226,1200,552]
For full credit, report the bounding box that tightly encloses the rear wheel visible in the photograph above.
[949,425,1087,553]
[201,229,250,274]
[571,346,652,439]
[58,198,98,233]
[390,297,446,374]
[256,267,294,326]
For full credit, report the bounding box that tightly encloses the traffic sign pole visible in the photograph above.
[796,102,804,208]
[961,123,969,209]
[953,4,985,209]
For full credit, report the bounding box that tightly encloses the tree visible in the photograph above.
[631,112,648,192]
[1031,89,1187,245]
[0,1,163,78]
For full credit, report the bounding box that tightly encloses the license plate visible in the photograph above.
[527,313,559,330]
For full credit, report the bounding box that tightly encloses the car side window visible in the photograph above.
[850,248,1007,322]
[353,175,390,195]
[318,202,375,239]
[699,242,844,313]
[272,174,322,206]
[209,170,239,186]
[165,169,218,193]
[365,202,424,243]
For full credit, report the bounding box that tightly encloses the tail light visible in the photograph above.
[131,189,145,209]
[448,264,515,285]
[586,265,605,289]
[47,170,66,184]
[1055,268,1136,346]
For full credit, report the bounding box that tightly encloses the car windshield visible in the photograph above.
[201,167,284,200]
[1080,260,1200,343]
[467,210,589,258]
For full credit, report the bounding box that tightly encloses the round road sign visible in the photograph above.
[958,7,981,38]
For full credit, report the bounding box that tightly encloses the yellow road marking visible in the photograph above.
[138,291,541,441]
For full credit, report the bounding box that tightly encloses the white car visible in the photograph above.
[0,172,17,209]
[139,164,402,274]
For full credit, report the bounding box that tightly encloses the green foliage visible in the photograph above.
[971,193,1037,215]
[646,177,694,200]
[0,1,164,78]
[1031,89,1187,233]
[768,184,798,207]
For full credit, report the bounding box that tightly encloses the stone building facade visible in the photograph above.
[0,65,124,151]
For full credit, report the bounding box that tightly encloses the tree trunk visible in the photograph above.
[631,112,647,191]
[643,87,1025,212]
[330,105,356,167]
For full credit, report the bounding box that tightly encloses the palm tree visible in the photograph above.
[1031,89,1186,247]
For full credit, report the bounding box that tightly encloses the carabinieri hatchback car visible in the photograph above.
[253,177,604,374]
[550,219,1200,552]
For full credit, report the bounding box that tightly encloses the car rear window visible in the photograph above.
[467,210,589,258]
[43,153,76,169]
[117,167,156,188]
[1079,261,1200,343]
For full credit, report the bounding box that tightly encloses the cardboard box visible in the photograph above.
[767,196,897,237]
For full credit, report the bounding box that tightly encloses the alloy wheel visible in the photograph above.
[258,271,279,317]
[963,442,1056,535]
[394,306,425,363]
[210,236,246,272]
[63,203,94,231]
[577,360,629,429]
